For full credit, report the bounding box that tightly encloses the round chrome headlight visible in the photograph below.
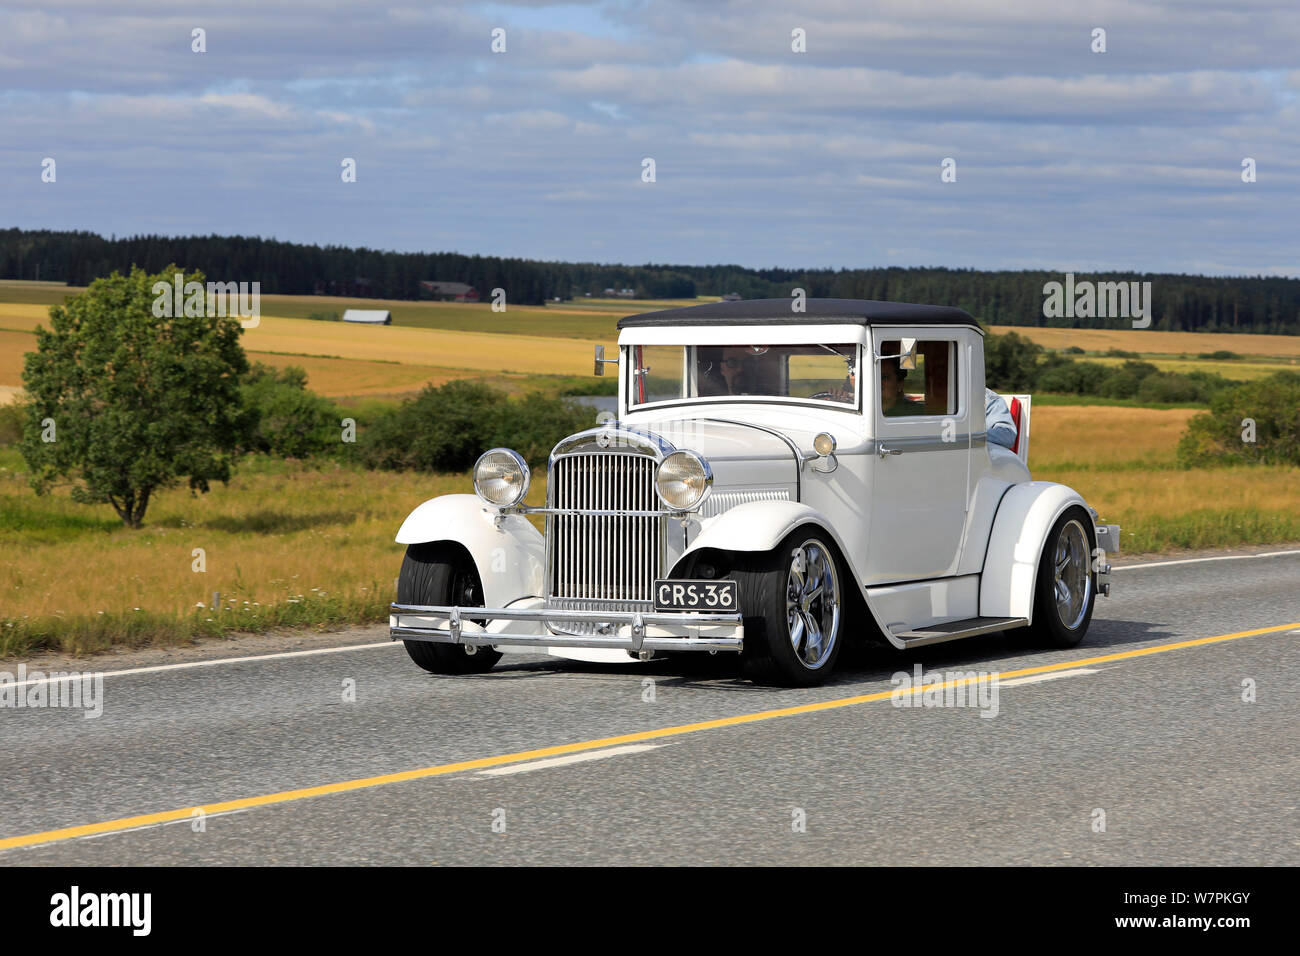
[473,448,530,507]
[655,451,712,512]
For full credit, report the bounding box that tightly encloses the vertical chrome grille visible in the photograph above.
[549,452,660,603]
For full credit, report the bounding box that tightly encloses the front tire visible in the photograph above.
[397,542,502,674]
[735,531,844,686]
[1025,507,1096,648]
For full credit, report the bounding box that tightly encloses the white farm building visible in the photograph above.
[342,309,392,324]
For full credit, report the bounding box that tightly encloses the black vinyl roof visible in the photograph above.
[617,297,980,330]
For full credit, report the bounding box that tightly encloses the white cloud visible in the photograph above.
[0,0,1295,276]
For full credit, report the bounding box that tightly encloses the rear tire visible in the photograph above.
[397,542,502,674]
[1025,507,1096,649]
[735,530,844,686]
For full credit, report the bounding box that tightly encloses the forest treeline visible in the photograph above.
[2,227,1296,333]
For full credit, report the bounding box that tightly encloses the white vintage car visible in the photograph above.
[390,298,1119,685]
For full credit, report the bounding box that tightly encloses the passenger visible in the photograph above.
[985,388,1017,449]
[879,358,925,415]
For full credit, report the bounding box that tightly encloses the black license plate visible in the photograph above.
[652,579,738,612]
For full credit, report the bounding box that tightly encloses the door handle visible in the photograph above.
[877,444,903,458]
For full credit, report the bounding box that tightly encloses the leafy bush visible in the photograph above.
[984,331,1043,392]
[357,380,593,472]
[983,330,1241,403]
[1136,371,1206,404]
[556,377,619,396]
[1198,350,1241,360]
[1104,348,1141,359]
[1098,360,1160,399]
[1177,373,1300,466]
[1034,360,1109,395]
[240,363,341,459]
[0,401,24,446]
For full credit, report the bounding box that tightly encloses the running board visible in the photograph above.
[890,616,1029,649]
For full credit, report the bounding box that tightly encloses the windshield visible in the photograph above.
[629,344,859,408]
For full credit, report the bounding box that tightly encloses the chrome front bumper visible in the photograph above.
[389,601,745,653]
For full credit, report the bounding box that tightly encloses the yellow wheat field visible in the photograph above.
[240,316,609,375]
[1080,355,1299,380]
[0,309,613,392]
[245,352,480,398]
[987,325,1300,359]
[1029,406,1200,468]
[0,304,52,335]
[0,330,32,401]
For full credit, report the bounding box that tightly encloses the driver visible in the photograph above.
[719,346,775,395]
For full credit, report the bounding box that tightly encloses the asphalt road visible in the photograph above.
[2,549,1297,865]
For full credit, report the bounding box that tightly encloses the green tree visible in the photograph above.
[984,330,1043,391]
[1177,373,1300,466]
[20,265,249,527]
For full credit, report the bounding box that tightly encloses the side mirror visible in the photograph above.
[594,344,618,376]
[898,338,918,371]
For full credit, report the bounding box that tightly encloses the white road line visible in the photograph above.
[476,744,663,776]
[71,808,253,844]
[1113,549,1300,571]
[3,641,399,689]
[999,667,1099,687]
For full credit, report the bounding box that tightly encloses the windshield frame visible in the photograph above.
[625,342,863,414]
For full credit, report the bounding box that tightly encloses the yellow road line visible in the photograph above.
[2,621,1295,852]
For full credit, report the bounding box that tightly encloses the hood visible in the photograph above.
[634,418,797,462]
[551,418,801,507]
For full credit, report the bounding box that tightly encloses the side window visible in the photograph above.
[880,340,957,417]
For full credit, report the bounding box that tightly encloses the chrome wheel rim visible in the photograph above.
[786,540,840,669]
[1053,520,1091,630]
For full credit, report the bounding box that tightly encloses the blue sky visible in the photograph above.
[2,0,1297,276]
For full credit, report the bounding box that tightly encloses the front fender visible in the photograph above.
[979,481,1090,620]
[670,500,899,647]
[396,494,544,607]
[678,500,835,562]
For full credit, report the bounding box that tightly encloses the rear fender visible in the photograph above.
[979,481,1091,620]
